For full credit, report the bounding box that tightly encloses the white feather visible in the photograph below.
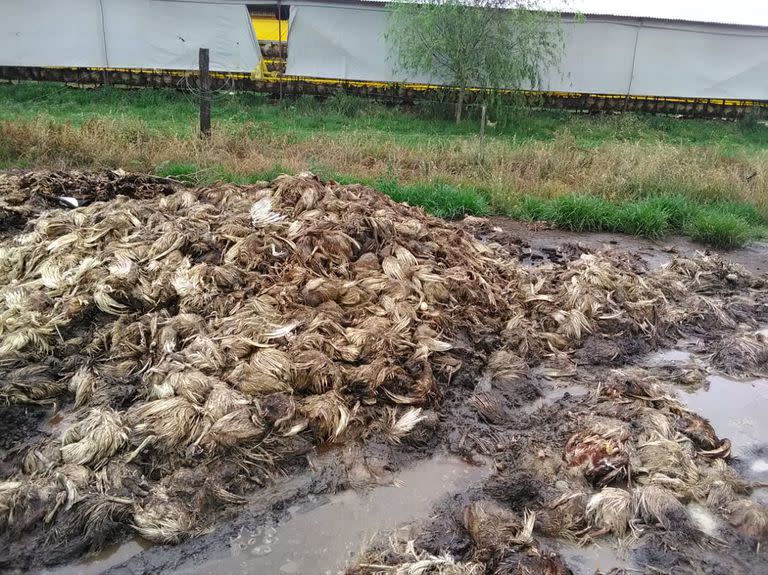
[250,198,285,228]
[390,408,427,441]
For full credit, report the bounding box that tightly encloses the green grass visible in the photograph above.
[687,211,756,249]
[615,199,673,238]
[549,195,616,233]
[2,83,768,248]
[509,193,764,248]
[2,83,768,151]
[373,179,489,219]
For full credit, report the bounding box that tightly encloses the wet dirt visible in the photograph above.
[523,382,589,414]
[681,374,768,479]
[550,541,632,575]
[40,539,152,575]
[489,217,768,274]
[644,348,696,366]
[35,457,487,575]
[172,456,488,575]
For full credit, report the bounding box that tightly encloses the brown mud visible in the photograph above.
[490,218,768,275]
[1,172,768,575]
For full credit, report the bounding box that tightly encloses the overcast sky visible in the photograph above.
[561,0,768,27]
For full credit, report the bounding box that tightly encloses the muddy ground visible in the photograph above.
[489,218,768,275]
[2,174,768,575]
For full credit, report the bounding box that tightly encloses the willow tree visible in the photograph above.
[386,0,565,122]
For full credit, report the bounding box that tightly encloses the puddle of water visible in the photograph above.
[551,540,631,575]
[645,349,694,365]
[39,538,151,575]
[519,249,547,267]
[543,384,590,401]
[642,337,703,368]
[176,456,488,575]
[524,384,589,414]
[679,374,768,462]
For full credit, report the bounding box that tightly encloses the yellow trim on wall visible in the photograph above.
[47,66,767,108]
[251,15,288,42]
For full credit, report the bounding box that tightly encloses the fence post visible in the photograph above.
[199,48,211,138]
[278,0,284,101]
[98,0,109,86]
[479,104,487,163]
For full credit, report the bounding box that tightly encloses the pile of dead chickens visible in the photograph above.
[1,170,767,560]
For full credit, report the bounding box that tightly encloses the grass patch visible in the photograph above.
[615,199,671,238]
[2,83,768,246]
[709,200,764,225]
[509,196,554,222]
[374,180,489,219]
[686,211,756,249]
[511,193,765,248]
[153,162,205,184]
[548,195,616,232]
[637,195,696,230]
[2,83,768,150]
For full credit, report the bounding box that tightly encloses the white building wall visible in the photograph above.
[0,0,261,72]
[545,19,637,94]
[631,23,768,99]
[102,0,259,72]
[0,0,106,68]
[1,0,768,99]
[286,4,436,84]
[285,3,768,100]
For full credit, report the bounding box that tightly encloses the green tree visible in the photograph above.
[386,0,565,123]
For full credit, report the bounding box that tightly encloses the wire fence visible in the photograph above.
[1,65,762,119]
